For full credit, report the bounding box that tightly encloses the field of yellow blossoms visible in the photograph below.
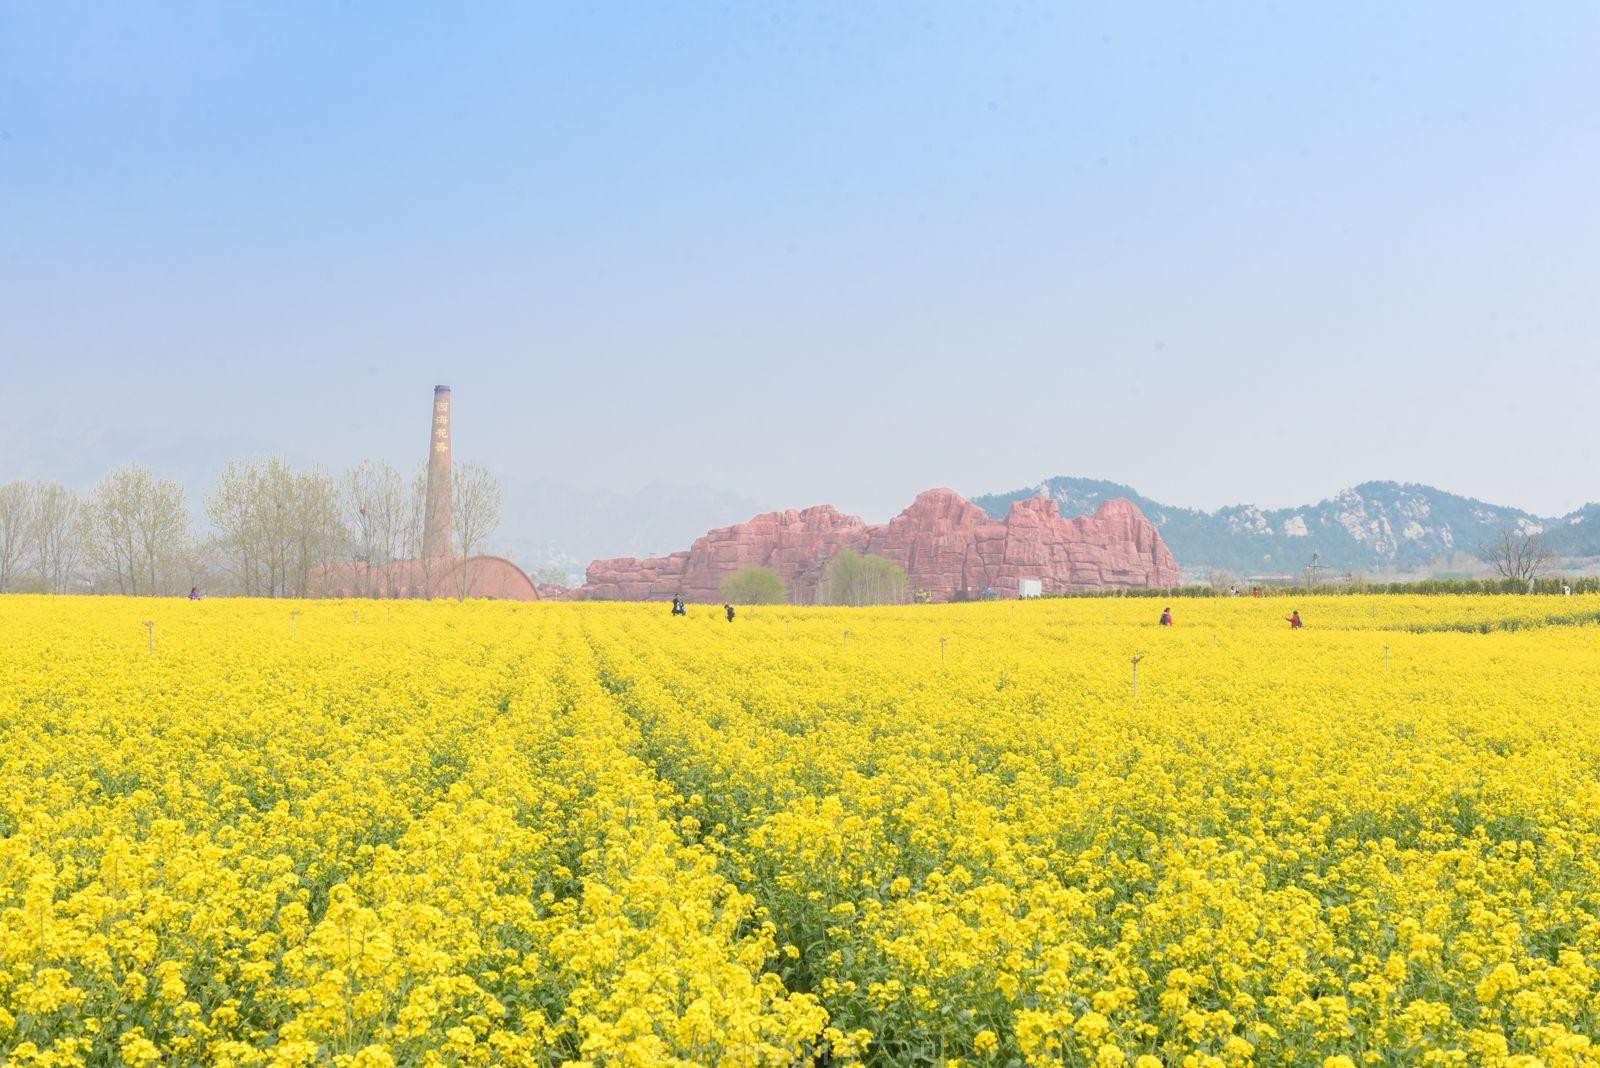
[4,594,1600,1067]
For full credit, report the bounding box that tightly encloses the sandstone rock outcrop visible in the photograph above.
[578,488,1178,602]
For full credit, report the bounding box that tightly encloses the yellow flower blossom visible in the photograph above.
[3,593,1600,1063]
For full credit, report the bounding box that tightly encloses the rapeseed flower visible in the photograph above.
[3,593,1600,1062]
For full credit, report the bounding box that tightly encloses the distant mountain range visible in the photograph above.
[489,474,1600,585]
[973,477,1600,580]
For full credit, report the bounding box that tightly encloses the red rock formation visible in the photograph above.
[577,488,1178,602]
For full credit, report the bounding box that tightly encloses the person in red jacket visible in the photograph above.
[1159,607,1173,627]
[1286,610,1303,629]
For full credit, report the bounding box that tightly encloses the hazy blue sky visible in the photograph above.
[3,3,1597,519]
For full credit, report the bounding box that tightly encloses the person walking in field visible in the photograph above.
[724,603,735,622]
[1286,610,1303,629]
[188,587,201,601]
[1159,607,1173,627]
[671,594,685,616]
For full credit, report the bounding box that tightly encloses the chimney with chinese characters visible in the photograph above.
[423,385,452,558]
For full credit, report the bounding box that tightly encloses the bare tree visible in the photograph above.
[1477,522,1557,585]
[80,465,190,595]
[342,460,410,596]
[255,460,297,596]
[288,467,346,597]
[208,458,298,595]
[27,482,81,593]
[1205,567,1237,595]
[451,461,502,598]
[207,459,270,595]
[208,458,347,597]
[0,481,31,592]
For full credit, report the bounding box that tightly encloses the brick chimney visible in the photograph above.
[423,385,452,558]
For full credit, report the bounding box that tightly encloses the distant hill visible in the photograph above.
[489,473,1600,585]
[972,477,1600,579]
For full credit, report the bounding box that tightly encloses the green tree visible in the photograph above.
[721,565,787,605]
[818,549,907,606]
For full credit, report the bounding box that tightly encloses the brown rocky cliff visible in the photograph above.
[577,488,1178,602]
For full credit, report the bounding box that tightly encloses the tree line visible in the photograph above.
[720,549,910,606]
[0,459,500,597]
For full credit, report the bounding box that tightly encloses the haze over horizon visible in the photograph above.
[4,4,1597,520]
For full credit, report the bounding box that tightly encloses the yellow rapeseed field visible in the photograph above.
[3,594,1600,1067]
